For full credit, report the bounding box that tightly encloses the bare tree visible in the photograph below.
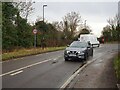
[52,21,61,31]
[107,14,119,30]
[63,12,82,38]
[35,16,43,23]
[13,0,35,20]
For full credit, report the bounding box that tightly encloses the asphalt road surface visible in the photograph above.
[2,44,119,88]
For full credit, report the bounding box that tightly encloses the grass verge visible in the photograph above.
[114,52,120,83]
[2,46,66,61]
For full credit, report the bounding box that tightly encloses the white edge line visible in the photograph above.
[0,59,52,77]
[60,59,97,89]
[60,52,109,88]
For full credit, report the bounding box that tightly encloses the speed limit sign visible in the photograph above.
[33,29,38,34]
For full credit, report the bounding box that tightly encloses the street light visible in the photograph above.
[43,4,47,23]
[42,4,47,49]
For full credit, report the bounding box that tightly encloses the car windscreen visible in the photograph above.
[80,35,97,42]
[69,41,87,48]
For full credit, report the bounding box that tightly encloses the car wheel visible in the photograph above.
[92,44,93,47]
[91,49,93,56]
[84,53,88,60]
[98,44,100,47]
[65,57,68,61]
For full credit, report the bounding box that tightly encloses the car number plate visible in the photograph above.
[69,54,76,56]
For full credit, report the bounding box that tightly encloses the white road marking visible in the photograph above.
[60,59,96,88]
[10,70,23,76]
[1,55,62,77]
[0,59,52,77]
[60,52,109,88]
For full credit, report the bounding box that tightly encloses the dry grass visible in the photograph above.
[2,47,65,61]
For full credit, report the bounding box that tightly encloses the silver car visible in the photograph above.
[64,41,93,61]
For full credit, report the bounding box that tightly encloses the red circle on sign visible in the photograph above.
[33,29,37,34]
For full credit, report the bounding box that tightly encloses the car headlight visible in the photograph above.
[65,50,70,54]
[77,51,81,53]
[66,50,70,53]
[78,51,85,54]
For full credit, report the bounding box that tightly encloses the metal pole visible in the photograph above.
[34,34,36,48]
[42,5,47,49]
[43,5,44,23]
[43,5,47,23]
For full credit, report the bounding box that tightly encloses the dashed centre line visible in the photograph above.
[0,59,52,77]
[1,56,62,77]
[10,70,23,76]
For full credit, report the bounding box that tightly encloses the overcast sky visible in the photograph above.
[27,1,119,37]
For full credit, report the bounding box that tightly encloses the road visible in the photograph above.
[2,44,119,88]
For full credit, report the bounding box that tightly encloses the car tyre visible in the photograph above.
[65,57,68,61]
[84,53,88,61]
[91,49,93,56]
[98,44,100,47]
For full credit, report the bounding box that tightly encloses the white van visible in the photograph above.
[78,34,100,47]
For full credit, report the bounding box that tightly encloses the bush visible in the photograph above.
[114,52,120,83]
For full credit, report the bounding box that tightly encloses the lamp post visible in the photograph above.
[43,4,47,23]
[42,5,47,49]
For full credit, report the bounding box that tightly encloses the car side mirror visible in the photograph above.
[87,46,90,48]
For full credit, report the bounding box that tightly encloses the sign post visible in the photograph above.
[33,29,38,48]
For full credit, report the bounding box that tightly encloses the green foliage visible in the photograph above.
[16,17,33,48]
[102,15,120,42]
[35,21,61,47]
[2,2,18,51]
[114,53,120,80]
[2,2,33,51]
[2,3,80,52]
[102,24,120,42]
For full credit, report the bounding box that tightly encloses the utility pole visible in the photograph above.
[33,28,38,48]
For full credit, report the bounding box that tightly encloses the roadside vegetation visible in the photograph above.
[2,46,65,61]
[114,52,120,83]
[100,15,120,43]
[2,2,91,60]
[2,2,91,52]
[2,2,119,61]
